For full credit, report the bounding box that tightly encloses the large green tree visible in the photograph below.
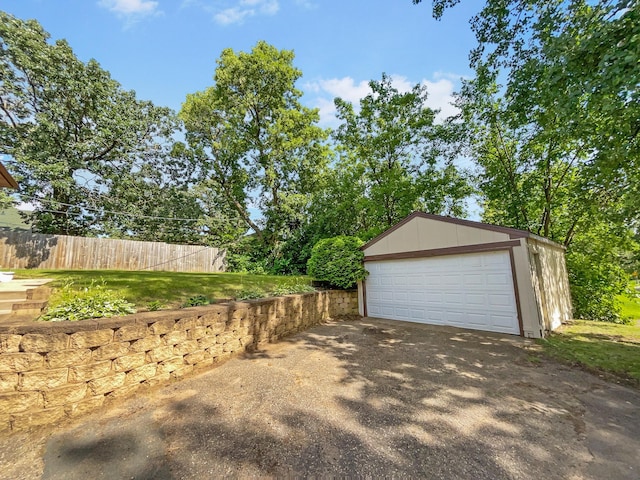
[0,12,178,237]
[415,0,639,320]
[180,41,329,255]
[317,73,471,240]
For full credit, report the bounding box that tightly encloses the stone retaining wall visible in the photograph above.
[0,290,358,432]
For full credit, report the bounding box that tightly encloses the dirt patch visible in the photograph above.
[1,318,639,479]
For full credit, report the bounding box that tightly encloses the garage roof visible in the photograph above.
[0,162,18,189]
[362,212,564,251]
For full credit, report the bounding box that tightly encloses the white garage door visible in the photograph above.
[365,251,520,335]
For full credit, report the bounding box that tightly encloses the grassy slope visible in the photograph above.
[540,320,640,385]
[14,269,310,309]
[619,292,640,322]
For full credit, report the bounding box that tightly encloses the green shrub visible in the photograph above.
[182,295,210,307]
[40,281,136,322]
[567,248,629,323]
[236,288,266,300]
[226,253,268,274]
[307,236,367,289]
[147,300,165,311]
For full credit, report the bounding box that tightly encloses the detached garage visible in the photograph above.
[357,212,572,338]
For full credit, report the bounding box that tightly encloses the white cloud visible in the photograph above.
[293,0,316,8]
[420,78,459,121]
[99,0,159,16]
[306,74,461,125]
[215,7,253,25]
[16,202,36,212]
[191,0,279,25]
[304,77,370,125]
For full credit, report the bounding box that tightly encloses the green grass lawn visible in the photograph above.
[539,319,640,386]
[619,289,640,322]
[14,269,310,310]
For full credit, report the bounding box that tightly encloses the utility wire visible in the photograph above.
[15,194,202,222]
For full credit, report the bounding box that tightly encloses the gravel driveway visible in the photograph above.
[1,317,638,479]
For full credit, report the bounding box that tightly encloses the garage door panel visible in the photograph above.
[490,314,518,329]
[423,292,444,304]
[380,276,394,286]
[441,274,461,286]
[393,275,408,286]
[465,293,488,307]
[467,312,490,325]
[380,306,395,316]
[381,291,393,301]
[445,310,466,324]
[488,293,513,306]
[394,291,408,302]
[408,291,426,302]
[443,293,464,305]
[365,251,520,335]
[426,310,444,323]
[463,274,485,287]
[486,273,511,286]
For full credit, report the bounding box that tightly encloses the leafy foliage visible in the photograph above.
[566,225,632,323]
[0,12,184,237]
[270,283,316,296]
[416,0,640,321]
[40,281,136,322]
[235,288,267,300]
[180,41,329,254]
[307,236,367,289]
[321,73,471,240]
[182,295,210,307]
[146,300,165,312]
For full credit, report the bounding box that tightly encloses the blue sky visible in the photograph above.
[0,0,481,125]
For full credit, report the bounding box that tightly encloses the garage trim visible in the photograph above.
[508,248,525,336]
[362,240,525,336]
[363,239,521,262]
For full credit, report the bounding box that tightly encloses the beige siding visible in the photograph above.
[364,216,511,256]
[357,280,365,316]
[527,239,572,332]
[511,240,544,338]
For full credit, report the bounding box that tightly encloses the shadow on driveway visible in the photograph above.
[4,318,638,479]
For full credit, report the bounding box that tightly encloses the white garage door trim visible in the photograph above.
[364,250,522,335]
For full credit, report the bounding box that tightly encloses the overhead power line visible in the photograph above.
[17,195,202,222]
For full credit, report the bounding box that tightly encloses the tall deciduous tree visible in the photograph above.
[415,0,639,320]
[0,12,178,236]
[180,41,329,252]
[323,73,471,240]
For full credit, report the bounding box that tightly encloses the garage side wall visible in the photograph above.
[511,241,544,338]
[527,239,572,331]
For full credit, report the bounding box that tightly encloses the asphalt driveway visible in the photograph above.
[1,317,639,479]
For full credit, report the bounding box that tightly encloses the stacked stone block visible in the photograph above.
[0,290,358,432]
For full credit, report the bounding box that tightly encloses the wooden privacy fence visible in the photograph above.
[0,229,225,272]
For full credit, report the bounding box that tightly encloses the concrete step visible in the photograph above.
[0,280,52,322]
[0,300,26,314]
[0,291,27,301]
[0,313,43,325]
[12,300,48,312]
[26,286,53,301]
